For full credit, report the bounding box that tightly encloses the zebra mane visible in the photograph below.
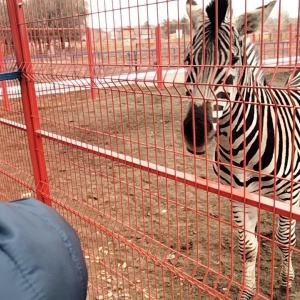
[205,0,229,31]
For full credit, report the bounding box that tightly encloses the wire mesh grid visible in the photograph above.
[0,77,36,199]
[1,0,300,299]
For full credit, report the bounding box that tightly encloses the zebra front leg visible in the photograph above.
[233,202,258,300]
[276,215,296,290]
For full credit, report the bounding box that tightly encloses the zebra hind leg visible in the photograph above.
[233,203,258,300]
[275,215,297,292]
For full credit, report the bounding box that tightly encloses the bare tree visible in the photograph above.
[141,21,150,28]
[0,0,14,54]
[265,10,291,25]
[161,19,179,38]
[24,0,88,52]
[180,16,190,35]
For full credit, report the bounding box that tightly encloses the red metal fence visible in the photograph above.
[1,0,300,299]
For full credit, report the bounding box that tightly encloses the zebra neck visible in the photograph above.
[236,47,267,104]
[243,38,266,87]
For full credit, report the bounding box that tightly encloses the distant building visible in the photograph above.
[90,28,109,42]
[136,26,156,39]
[110,27,136,40]
[107,26,156,41]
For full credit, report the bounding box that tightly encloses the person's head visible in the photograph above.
[0,198,88,300]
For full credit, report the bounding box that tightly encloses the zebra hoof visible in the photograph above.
[185,89,192,97]
[273,286,296,300]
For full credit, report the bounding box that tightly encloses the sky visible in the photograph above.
[88,0,299,29]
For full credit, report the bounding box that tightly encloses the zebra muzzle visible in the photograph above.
[186,147,206,155]
[185,89,193,97]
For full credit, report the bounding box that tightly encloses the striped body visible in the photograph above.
[218,74,300,198]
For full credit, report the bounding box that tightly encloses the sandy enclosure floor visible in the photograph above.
[0,71,300,300]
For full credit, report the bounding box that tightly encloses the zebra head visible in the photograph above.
[183,0,276,155]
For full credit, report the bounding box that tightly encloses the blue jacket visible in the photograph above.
[0,198,88,300]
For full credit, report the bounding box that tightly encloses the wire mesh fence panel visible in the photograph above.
[1,0,300,299]
[0,0,36,200]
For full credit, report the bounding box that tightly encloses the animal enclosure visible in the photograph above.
[1,0,300,299]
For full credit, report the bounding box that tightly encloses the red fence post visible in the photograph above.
[155,25,163,89]
[289,23,293,66]
[6,0,50,205]
[86,26,96,100]
[0,41,9,110]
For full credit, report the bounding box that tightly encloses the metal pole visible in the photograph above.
[0,41,9,110]
[155,25,163,89]
[135,43,138,74]
[289,23,293,66]
[86,26,96,100]
[6,0,50,205]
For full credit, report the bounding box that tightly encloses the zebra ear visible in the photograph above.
[235,0,276,35]
[224,6,233,23]
[186,0,203,29]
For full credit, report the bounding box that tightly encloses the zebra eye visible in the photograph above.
[231,55,239,65]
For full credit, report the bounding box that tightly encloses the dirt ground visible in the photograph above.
[0,71,300,300]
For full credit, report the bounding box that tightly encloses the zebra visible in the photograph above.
[183,0,300,299]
